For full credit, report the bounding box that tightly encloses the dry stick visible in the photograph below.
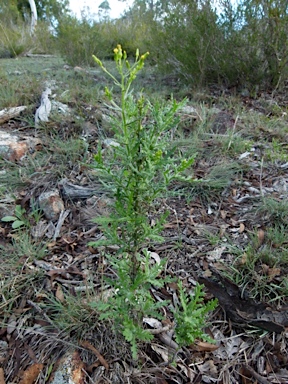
[146,325,172,335]
[259,157,264,198]
[80,340,109,370]
[227,115,239,150]
[27,300,61,332]
[53,210,70,241]
[242,365,272,384]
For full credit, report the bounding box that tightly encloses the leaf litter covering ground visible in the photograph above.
[0,61,288,383]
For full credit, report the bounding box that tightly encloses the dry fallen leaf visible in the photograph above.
[0,368,5,384]
[80,341,109,370]
[19,363,43,384]
[239,222,245,233]
[177,363,196,381]
[220,210,227,219]
[191,341,219,352]
[147,251,161,265]
[257,229,265,246]
[202,269,212,277]
[240,252,248,265]
[7,315,17,335]
[264,265,281,279]
[151,344,169,362]
[55,284,65,303]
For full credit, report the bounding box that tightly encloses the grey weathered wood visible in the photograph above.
[35,88,52,127]
[59,179,104,200]
[0,106,27,124]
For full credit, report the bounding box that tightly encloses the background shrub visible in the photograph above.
[1,0,287,90]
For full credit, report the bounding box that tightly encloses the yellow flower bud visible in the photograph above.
[141,52,150,60]
[92,55,103,67]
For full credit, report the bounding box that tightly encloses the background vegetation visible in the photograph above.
[1,1,288,381]
[1,0,287,91]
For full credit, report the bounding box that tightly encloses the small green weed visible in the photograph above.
[216,133,252,157]
[257,197,288,226]
[225,227,288,303]
[90,251,169,359]
[173,281,217,347]
[1,200,42,230]
[87,45,216,358]
[5,232,47,261]
[265,138,288,162]
[2,205,28,229]
[178,162,241,204]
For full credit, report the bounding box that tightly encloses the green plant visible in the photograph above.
[88,45,215,358]
[12,232,47,260]
[1,201,42,230]
[257,197,288,226]
[266,138,288,162]
[173,281,217,347]
[176,162,241,204]
[2,204,29,229]
[56,16,109,66]
[90,251,170,359]
[266,224,288,248]
[224,226,288,304]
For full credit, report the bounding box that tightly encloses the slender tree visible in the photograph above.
[28,0,37,34]
[0,0,69,27]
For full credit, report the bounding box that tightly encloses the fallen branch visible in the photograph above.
[0,106,27,124]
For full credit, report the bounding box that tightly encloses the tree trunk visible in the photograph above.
[28,0,38,35]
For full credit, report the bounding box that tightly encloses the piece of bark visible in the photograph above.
[199,273,288,333]
[59,179,104,200]
[0,106,27,124]
[25,53,56,58]
[48,351,85,384]
[35,88,52,127]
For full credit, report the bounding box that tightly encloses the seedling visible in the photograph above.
[89,45,216,358]
[2,205,29,229]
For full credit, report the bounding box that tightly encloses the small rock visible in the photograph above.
[48,351,85,384]
[0,130,41,161]
[240,88,250,97]
[38,190,65,220]
[51,100,71,115]
[103,138,120,148]
[211,111,235,134]
[180,105,197,115]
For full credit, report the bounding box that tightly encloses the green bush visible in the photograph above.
[56,0,288,89]
[0,18,57,58]
[56,16,104,66]
[150,1,223,86]
[149,0,288,90]
[56,15,151,66]
[0,20,32,57]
